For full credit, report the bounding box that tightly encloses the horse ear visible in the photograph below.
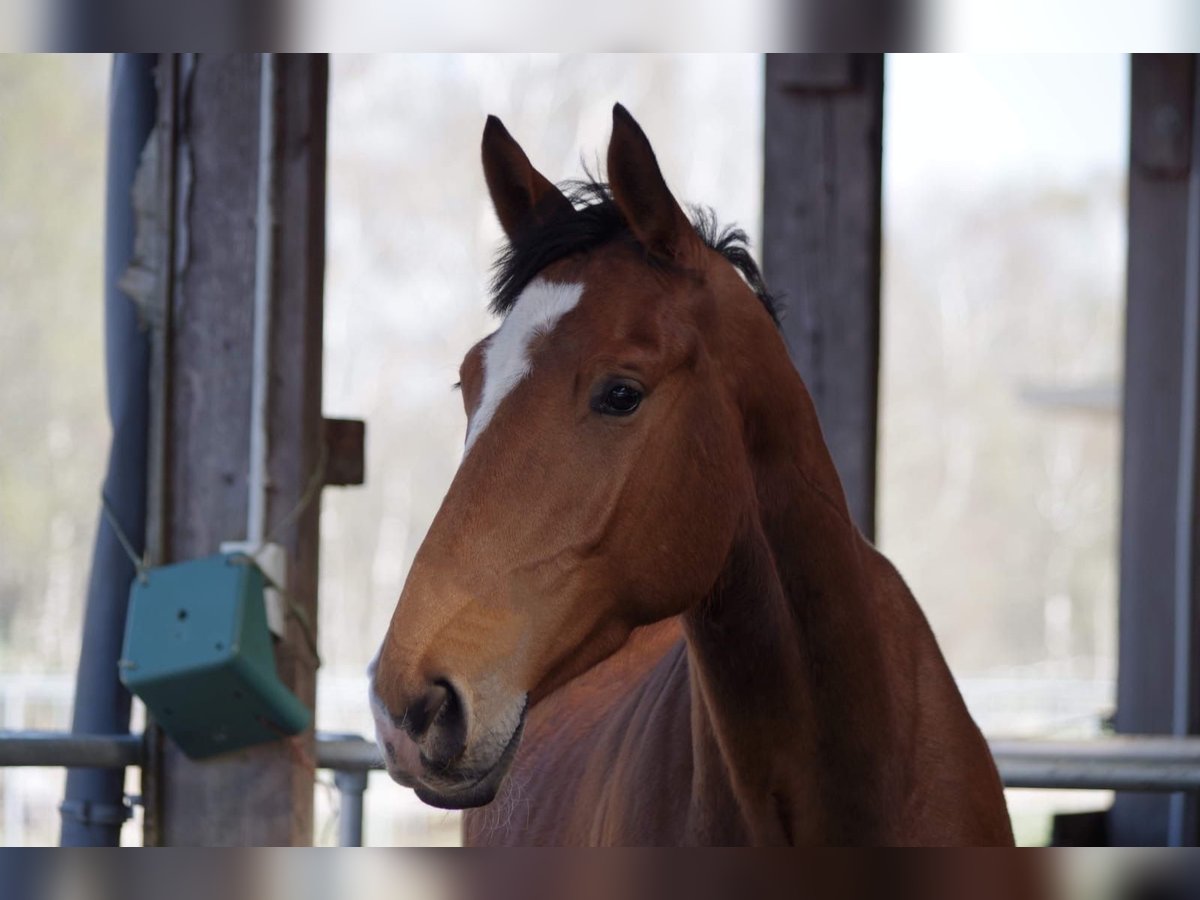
[482,115,573,239]
[607,104,699,263]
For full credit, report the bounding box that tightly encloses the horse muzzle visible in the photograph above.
[412,713,526,810]
[370,675,527,810]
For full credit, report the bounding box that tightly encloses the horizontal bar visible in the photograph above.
[0,732,143,768]
[990,736,1200,764]
[999,760,1200,791]
[314,735,384,771]
[4,731,1200,792]
[990,737,1200,791]
[0,730,386,772]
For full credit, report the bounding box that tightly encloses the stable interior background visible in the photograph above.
[0,54,1126,846]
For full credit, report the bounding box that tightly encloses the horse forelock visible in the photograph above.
[489,180,780,326]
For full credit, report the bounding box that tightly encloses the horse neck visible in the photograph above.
[681,362,908,845]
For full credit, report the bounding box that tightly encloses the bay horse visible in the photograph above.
[370,104,1014,846]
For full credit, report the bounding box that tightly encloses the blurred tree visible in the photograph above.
[0,55,109,672]
[880,174,1124,687]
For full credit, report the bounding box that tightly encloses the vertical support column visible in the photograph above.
[762,54,885,540]
[1113,53,1200,847]
[144,53,328,846]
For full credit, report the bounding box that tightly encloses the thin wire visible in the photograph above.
[263,440,328,550]
[100,492,149,583]
[104,442,329,669]
[253,565,323,670]
[233,440,329,669]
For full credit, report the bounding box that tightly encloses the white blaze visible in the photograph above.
[464,279,584,454]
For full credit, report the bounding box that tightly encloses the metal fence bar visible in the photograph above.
[0,732,142,769]
[318,733,379,847]
[999,760,1200,791]
[990,737,1200,792]
[989,736,1200,764]
[0,731,383,847]
[315,736,384,771]
[0,731,386,770]
[8,730,1200,793]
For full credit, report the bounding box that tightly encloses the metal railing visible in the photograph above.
[0,731,384,846]
[6,730,1200,844]
[990,737,1200,791]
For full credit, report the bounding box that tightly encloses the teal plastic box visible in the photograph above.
[119,553,312,759]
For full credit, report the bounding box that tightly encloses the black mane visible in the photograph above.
[489,180,780,325]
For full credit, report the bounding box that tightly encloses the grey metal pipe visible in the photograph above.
[991,737,1200,792]
[4,731,385,770]
[247,51,278,548]
[999,760,1200,792]
[18,730,1200,793]
[5,732,143,769]
[334,770,368,846]
[990,736,1200,763]
[61,52,157,848]
[314,735,385,771]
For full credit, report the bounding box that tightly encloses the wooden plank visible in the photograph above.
[1131,57,1193,178]
[138,50,182,851]
[148,53,328,847]
[323,418,366,487]
[262,51,328,846]
[774,53,857,92]
[762,53,884,540]
[1111,54,1198,847]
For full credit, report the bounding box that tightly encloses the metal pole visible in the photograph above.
[247,51,278,548]
[990,737,1200,792]
[333,770,368,846]
[38,729,1200,796]
[313,735,385,771]
[61,52,157,847]
[3,731,385,770]
[315,733,377,845]
[7,732,144,768]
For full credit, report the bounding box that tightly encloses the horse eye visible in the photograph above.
[594,382,642,416]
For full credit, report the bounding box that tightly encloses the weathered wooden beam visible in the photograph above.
[145,52,328,847]
[322,418,366,487]
[762,54,884,540]
[1112,53,1200,847]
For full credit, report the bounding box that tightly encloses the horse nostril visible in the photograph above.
[397,682,444,738]
[396,679,468,768]
[423,679,468,769]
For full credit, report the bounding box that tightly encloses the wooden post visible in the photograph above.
[762,54,885,540]
[1112,53,1200,847]
[142,53,328,846]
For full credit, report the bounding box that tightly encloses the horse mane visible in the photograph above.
[489,179,780,325]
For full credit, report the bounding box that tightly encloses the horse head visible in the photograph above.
[370,104,786,810]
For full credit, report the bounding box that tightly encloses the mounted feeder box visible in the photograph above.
[119,552,312,759]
